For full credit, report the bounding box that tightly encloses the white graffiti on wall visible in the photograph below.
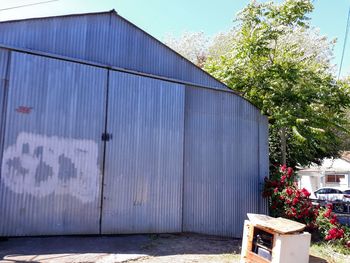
[1,132,101,203]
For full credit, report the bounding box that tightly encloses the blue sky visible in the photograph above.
[1,0,349,77]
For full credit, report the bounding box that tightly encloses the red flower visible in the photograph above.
[281,175,287,183]
[324,209,331,218]
[286,188,293,196]
[330,218,337,225]
[338,229,344,238]
[301,188,311,197]
[327,228,344,240]
[274,187,279,193]
[281,164,287,172]
[292,197,299,206]
[326,203,333,210]
[287,167,293,177]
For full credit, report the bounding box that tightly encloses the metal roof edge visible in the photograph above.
[108,11,230,88]
[0,10,263,113]
[0,9,114,24]
[0,10,229,91]
[0,43,238,95]
[340,157,350,164]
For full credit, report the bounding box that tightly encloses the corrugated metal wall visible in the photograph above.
[0,52,107,235]
[258,115,269,214]
[0,12,227,90]
[0,48,9,165]
[101,72,185,234]
[183,86,262,237]
[0,48,268,237]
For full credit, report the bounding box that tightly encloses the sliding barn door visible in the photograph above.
[0,52,107,236]
[101,72,185,234]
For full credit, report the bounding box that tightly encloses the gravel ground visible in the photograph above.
[0,233,330,263]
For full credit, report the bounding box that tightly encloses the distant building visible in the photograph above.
[297,152,350,193]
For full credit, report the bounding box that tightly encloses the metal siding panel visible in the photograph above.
[53,16,88,59]
[183,86,261,237]
[0,52,107,236]
[0,13,227,91]
[0,48,9,169]
[85,15,110,63]
[102,71,185,234]
[0,15,110,65]
[259,115,269,214]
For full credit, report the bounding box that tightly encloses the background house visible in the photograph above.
[297,152,350,193]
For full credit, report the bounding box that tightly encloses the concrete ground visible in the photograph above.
[0,233,328,263]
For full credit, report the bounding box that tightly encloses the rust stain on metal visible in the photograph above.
[15,106,32,114]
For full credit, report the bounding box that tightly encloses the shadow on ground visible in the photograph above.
[0,233,240,263]
[309,255,329,263]
[0,233,332,263]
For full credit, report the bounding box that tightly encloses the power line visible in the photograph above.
[0,0,59,12]
[338,5,350,79]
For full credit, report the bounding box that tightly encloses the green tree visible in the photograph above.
[205,0,350,168]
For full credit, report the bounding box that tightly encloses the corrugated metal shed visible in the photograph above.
[0,11,269,238]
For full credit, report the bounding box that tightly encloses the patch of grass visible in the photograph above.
[224,252,241,262]
[310,242,350,263]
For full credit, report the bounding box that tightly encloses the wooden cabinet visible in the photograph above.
[241,220,311,263]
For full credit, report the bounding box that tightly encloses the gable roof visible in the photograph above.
[298,156,350,175]
[0,10,228,91]
[341,151,350,163]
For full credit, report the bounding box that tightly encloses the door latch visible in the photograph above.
[101,133,112,141]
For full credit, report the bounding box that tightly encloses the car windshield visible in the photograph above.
[344,190,350,194]
[315,188,343,194]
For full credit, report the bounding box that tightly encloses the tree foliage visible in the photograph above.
[164,32,209,68]
[205,0,350,168]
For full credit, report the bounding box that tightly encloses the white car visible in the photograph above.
[314,187,344,202]
[343,189,350,202]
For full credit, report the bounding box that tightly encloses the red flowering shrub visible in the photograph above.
[264,166,350,251]
[263,165,318,227]
[316,205,350,248]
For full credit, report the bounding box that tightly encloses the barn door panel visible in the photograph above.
[0,52,107,236]
[101,72,185,234]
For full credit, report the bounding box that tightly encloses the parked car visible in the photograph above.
[314,187,344,201]
[343,189,350,201]
[314,187,348,213]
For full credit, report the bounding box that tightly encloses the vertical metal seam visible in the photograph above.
[99,69,110,234]
[0,50,12,180]
[181,86,187,232]
[98,12,113,234]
